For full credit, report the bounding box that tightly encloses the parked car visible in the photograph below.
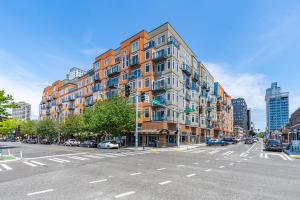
[79,140,97,148]
[245,138,254,144]
[222,137,238,144]
[23,138,37,144]
[40,138,51,145]
[97,140,119,149]
[253,137,259,142]
[64,139,80,146]
[207,139,227,146]
[265,140,283,152]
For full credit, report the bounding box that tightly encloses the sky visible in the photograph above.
[1,0,300,131]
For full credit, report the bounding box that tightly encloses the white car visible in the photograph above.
[64,139,80,146]
[97,140,119,149]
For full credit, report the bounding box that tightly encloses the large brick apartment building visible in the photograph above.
[40,22,233,147]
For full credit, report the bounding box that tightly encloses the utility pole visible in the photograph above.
[135,87,138,149]
[177,90,180,148]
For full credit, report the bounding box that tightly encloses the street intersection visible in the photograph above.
[0,141,299,200]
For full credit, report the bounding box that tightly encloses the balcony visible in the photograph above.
[207,106,213,112]
[167,36,180,49]
[106,80,118,89]
[85,101,93,107]
[152,50,167,63]
[107,65,120,77]
[201,81,208,89]
[185,93,191,101]
[181,63,192,76]
[94,75,101,83]
[46,104,51,109]
[191,82,199,92]
[207,96,214,103]
[144,40,156,50]
[185,118,191,125]
[192,72,199,81]
[152,115,168,121]
[152,81,168,92]
[46,97,52,102]
[68,104,75,110]
[185,80,191,89]
[129,74,143,80]
[46,110,51,115]
[92,86,101,93]
[130,56,139,67]
[207,115,212,121]
[69,96,75,101]
[75,93,82,98]
[207,124,213,129]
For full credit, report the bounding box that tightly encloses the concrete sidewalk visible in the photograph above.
[121,143,206,152]
[284,149,300,159]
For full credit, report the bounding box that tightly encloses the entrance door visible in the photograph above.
[148,135,158,147]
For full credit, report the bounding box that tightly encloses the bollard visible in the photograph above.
[20,151,23,159]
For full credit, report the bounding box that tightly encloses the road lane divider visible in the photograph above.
[27,189,54,196]
[89,179,108,184]
[114,191,136,199]
[159,180,172,185]
[186,173,196,177]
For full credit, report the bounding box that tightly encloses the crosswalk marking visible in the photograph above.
[84,155,104,159]
[23,162,37,167]
[68,156,89,160]
[190,149,208,154]
[48,158,70,163]
[1,164,12,170]
[282,153,293,161]
[223,151,234,156]
[208,150,220,154]
[260,152,293,161]
[30,160,46,166]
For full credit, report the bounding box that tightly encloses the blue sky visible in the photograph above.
[1,0,300,131]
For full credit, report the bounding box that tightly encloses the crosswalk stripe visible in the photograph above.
[223,151,233,156]
[97,154,117,158]
[23,162,37,167]
[190,149,207,154]
[68,156,89,160]
[30,161,46,166]
[280,155,287,160]
[48,158,70,163]
[208,150,220,154]
[282,153,293,161]
[1,164,12,170]
[264,153,268,159]
[260,153,263,158]
[84,155,104,159]
[0,168,2,171]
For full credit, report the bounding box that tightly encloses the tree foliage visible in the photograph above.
[0,118,20,136]
[0,90,19,121]
[36,118,58,140]
[60,115,85,139]
[85,97,135,138]
[19,120,37,138]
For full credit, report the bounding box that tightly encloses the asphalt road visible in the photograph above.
[0,141,299,200]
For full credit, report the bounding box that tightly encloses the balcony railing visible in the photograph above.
[185,93,191,101]
[185,118,191,125]
[181,63,192,76]
[144,40,156,50]
[191,82,199,92]
[192,72,199,81]
[152,116,169,121]
[152,97,167,106]
[46,104,51,109]
[152,81,170,92]
[167,36,180,49]
[68,104,75,110]
[46,110,51,115]
[152,50,167,63]
[46,97,52,102]
[129,74,143,80]
[130,57,139,66]
[106,81,118,89]
[69,96,75,101]
[92,86,101,93]
[94,75,101,83]
[207,106,213,112]
[185,80,191,89]
[107,65,120,77]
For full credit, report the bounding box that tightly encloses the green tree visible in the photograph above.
[85,97,135,138]
[0,118,20,137]
[0,90,19,121]
[36,118,58,141]
[60,115,85,139]
[19,120,37,138]
[249,130,256,137]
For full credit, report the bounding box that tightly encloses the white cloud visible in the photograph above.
[0,50,47,120]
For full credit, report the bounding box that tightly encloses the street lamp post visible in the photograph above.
[135,87,139,149]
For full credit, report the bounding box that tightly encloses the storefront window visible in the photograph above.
[168,135,176,144]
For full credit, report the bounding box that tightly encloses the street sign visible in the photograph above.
[184,108,195,113]
[152,99,161,106]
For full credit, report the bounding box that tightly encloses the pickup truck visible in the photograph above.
[64,139,80,146]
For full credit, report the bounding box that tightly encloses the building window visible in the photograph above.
[144,108,149,118]
[104,59,109,66]
[157,63,164,72]
[145,50,150,60]
[167,46,171,55]
[132,40,139,52]
[145,78,150,88]
[167,60,171,69]
[157,35,165,44]
[145,63,150,73]
[138,80,142,88]
[95,62,100,70]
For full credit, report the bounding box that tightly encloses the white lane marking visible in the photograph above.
[215,158,220,161]
[264,153,268,159]
[236,161,241,163]
[23,162,37,167]
[205,160,210,163]
[89,179,107,184]
[240,152,246,157]
[30,160,46,166]
[84,155,104,159]
[157,168,166,171]
[223,151,233,156]
[247,143,257,152]
[186,173,196,177]
[176,165,185,167]
[190,149,208,154]
[0,168,2,171]
[208,150,220,154]
[114,191,136,199]
[48,158,70,163]
[219,166,224,169]
[193,162,199,165]
[280,154,287,160]
[229,163,234,166]
[130,172,142,176]
[244,159,248,161]
[205,169,212,172]
[97,154,116,158]
[1,164,12,170]
[260,153,263,158]
[159,180,172,185]
[24,152,85,160]
[27,189,54,196]
[68,156,89,160]
[282,153,293,161]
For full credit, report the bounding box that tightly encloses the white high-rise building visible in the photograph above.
[11,101,31,120]
[66,67,86,80]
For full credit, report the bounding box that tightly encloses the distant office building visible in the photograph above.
[265,82,289,132]
[12,101,31,120]
[232,98,248,131]
[66,67,86,80]
[247,109,251,131]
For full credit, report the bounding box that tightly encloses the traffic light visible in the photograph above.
[141,91,145,102]
[125,84,130,97]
